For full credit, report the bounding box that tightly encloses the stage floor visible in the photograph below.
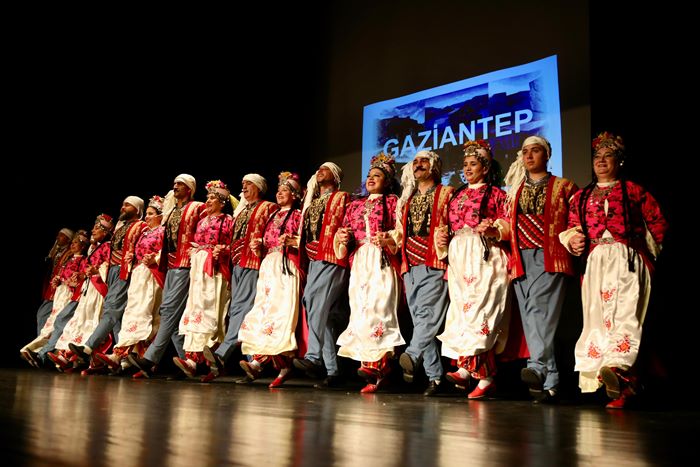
[1,368,695,466]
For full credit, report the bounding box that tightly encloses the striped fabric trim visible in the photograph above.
[362,354,391,376]
[305,240,319,261]
[167,252,177,269]
[457,348,496,379]
[516,213,545,249]
[185,351,206,364]
[253,354,271,365]
[231,239,245,266]
[110,251,124,266]
[406,235,429,266]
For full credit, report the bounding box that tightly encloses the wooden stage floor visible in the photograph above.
[1,368,696,466]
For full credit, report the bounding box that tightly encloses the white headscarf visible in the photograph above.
[174,174,197,196]
[321,162,343,186]
[300,162,344,225]
[123,195,145,219]
[233,174,267,218]
[242,173,267,194]
[504,135,552,211]
[161,174,197,224]
[49,228,75,259]
[59,228,75,240]
[396,150,441,222]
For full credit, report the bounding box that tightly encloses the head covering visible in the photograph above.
[48,227,75,260]
[369,152,397,178]
[396,150,442,227]
[205,180,232,204]
[148,195,164,214]
[278,171,303,199]
[243,174,267,194]
[74,229,90,247]
[320,162,343,186]
[519,135,551,160]
[414,150,442,179]
[592,131,625,160]
[233,174,267,218]
[123,195,145,219]
[174,173,196,196]
[300,162,344,221]
[159,175,196,225]
[463,140,493,167]
[504,135,552,211]
[95,213,114,233]
[59,228,75,240]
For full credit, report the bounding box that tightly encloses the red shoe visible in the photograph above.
[94,352,121,373]
[468,381,497,399]
[240,361,261,380]
[200,371,218,383]
[203,346,226,377]
[80,365,107,376]
[606,396,627,409]
[47,351,70,372]
[132,370,149,379]
[269,371,291,388]
[360,377,388,394]
[173,357,196,378]
[357,366,381,382]
[445,371,469,389]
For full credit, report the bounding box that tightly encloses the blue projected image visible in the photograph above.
[362,55,562,188]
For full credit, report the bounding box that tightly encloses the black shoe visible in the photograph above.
[127,353,155,378]
[423,380,442,397]
[68,343,90,365]
[293,358,325,379]
[533,389,559,405]
[20,349,41,368]
[315,375,343,389]
[399,353,416,383]
[521,367,544,398]
[203,346,226,377]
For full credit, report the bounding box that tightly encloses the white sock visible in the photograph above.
[84,345,93,355]
[478,377,493,389]
[250,359,262,369]
[456,368,469,379]
[278,367,290,378]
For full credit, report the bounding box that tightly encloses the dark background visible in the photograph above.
[5,1,690,401]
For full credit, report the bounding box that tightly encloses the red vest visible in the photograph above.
[301,191,349,268]
[509,176,578,279]
[400,184,453,276]
[237,201,280,270]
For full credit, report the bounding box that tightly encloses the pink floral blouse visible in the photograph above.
[134,226,164,261]
[88,242,111,267]
[342,194,398,244]
[59,255,87,291]
[448,184,507,232]
[568,180,667,251]
[194,214,234,247]
[263,208,301,253]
